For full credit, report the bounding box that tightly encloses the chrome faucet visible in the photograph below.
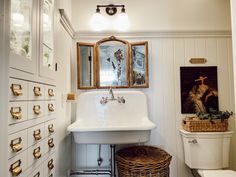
[100,88,125,105]
[109,88,115,99]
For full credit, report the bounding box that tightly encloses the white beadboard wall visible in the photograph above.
[72,35,236,177]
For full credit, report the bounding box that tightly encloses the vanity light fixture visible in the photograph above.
[90,4,130,31]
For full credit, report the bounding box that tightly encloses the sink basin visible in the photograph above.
[67,91,156,144]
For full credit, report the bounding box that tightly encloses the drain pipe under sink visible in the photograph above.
[69,145,116,177]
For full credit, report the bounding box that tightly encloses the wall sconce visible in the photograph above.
[90,4,130,31]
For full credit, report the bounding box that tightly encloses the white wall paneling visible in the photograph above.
[54,0,73,176]
[73,35,235,177]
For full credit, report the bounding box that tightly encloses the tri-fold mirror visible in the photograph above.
[77,36,149,89]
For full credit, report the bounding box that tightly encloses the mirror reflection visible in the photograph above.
[77,43,95,88]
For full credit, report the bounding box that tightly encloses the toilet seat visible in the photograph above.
[197,170,236,177]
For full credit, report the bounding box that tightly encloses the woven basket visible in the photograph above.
[116,146,172,177]
[182,116,228,132]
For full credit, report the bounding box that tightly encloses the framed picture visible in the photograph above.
[130,42,149,88]
[180,66,219,114]
[96,36,129,88]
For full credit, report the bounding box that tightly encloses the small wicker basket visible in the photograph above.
[116,146,172,177]
[182,116,228,132]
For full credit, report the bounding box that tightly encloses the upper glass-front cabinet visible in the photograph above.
[39,0,55,79]
[10,0,36,74]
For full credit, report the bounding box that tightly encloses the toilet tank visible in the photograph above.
[179,129,233,169]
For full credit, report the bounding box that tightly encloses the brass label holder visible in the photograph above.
[9,159,22,176]
[33,87,42,96]
[33,147,42,159]
[48,138,54,148]
[10,137,22,152]
[10,107,22,120]
[48,159,54,170]
[33,129,42,141]
[48,124,54,133]
[48,89,54,97]
[11,84,23,96]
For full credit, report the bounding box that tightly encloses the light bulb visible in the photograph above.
[12,12,24,27]
[113,12,130,31]
[90,12,108,31]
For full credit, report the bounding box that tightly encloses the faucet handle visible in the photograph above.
[118,96,125,104]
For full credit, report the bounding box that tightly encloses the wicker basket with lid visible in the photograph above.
[116,146,172,177]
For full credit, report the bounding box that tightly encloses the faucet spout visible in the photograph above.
[109,88,115,99]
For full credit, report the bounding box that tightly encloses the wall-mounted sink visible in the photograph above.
[67,91,156,144]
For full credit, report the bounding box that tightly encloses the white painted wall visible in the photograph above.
[54,0,73,176]
[230,0,236,170]
[71,0,231,32]
[73,34,235,177]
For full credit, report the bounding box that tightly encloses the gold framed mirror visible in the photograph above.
[77,42,96,89]
[130,41,149,88]
[96,36,130,88]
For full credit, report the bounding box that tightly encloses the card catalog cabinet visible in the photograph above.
[8,78,56,177]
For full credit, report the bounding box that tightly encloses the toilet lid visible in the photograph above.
[199,170,236,177]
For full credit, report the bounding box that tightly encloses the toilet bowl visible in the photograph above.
[179,129,236,177]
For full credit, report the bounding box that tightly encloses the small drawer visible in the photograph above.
[28,124,45,146]
[45,86,56,100]
[28,101,45,119]
[8,150,27,177]
[44,135,55,154]
[28,83,45,100]
[27,164,44,177]
[27,140,44,167]
[9,78,28,101]
[44,154,55,176]
[45,120,55,137]
[8,129,28,159]
[8,102,27,125]
[45,101,56,115]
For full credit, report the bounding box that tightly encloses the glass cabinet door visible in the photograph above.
[39,0,55,79]
[10,0,36,74]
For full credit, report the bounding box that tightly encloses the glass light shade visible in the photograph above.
[12,12,24,27]
[90,12,108,31]
[113,12,130,31]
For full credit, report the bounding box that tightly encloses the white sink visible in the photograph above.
[67,91,156,144]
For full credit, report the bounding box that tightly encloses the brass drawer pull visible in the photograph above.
[33,172,40,177]
[9,159,22,176]
[48,124,54,133]
[33,147,42,159]
[33,105,41,115]
[10,137,22,152]
[48,159,54,170]
[34,87,42,97]
[10,107,22,120]
[11,84,23,96]
[48,89,54,97]
[48,138,54,148]
[33,129,42,140]
[48,104,54,112]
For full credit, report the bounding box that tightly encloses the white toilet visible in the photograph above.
[180,129,236,177]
